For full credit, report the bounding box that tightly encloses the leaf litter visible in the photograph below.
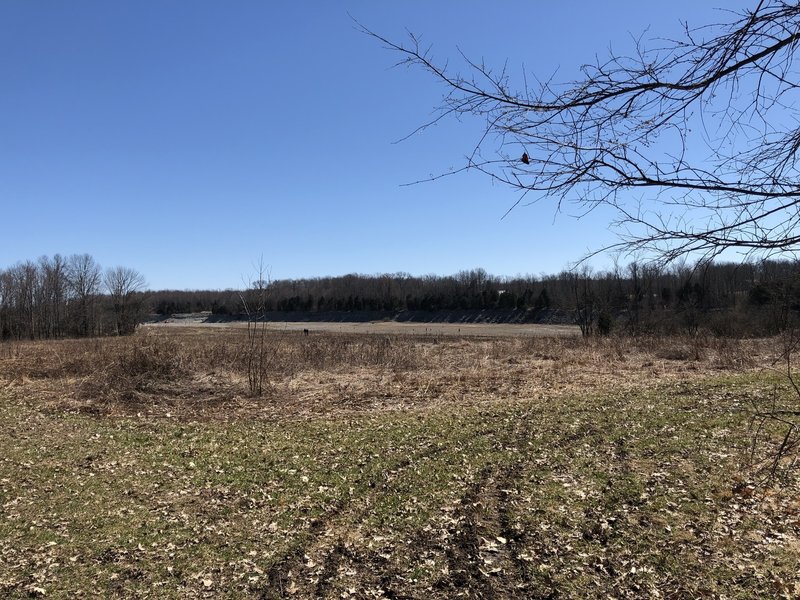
[0,330,797,597]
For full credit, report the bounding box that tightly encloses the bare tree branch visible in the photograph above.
[360,2,800,262]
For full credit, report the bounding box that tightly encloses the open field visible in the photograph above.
[0,329,798,598]
[144,315,581,338]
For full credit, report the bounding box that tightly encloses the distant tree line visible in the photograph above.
[6,257,800,340]
[152,262,800,337]
[0,254,146,340]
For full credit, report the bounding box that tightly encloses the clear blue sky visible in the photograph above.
[0,1,754,290]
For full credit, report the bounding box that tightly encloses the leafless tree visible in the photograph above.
[0,254,148,340]
[39,254,68,338]
[566,266,598,337]
[67,254,102,337]
[13,262,38,340]
[239,259,273,397]
[104,266,147,335]
[363,1,800,263]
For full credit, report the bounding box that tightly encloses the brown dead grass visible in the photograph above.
[0,328,771,420]
[0,329,798,598]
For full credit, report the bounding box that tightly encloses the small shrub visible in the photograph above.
[597,311,615,336]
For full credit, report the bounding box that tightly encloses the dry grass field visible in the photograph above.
[0,327,798,598]
[144,316,581,338]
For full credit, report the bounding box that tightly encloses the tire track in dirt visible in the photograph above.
[307,439,452,599]
[261,497,349,599]
[259,441,448,598]
[261,415,552,598]
[494,461,559,599]
[496,462,530,582]
[430,412,564,599]
[433,464,498,598]
[314,539,351,597]
[430,461,541,598]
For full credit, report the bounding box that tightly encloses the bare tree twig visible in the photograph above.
[359,2,800,263]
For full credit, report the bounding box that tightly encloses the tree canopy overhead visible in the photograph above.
[365,1,800,263]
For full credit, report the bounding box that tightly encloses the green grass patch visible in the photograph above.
[0,371,798,598]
